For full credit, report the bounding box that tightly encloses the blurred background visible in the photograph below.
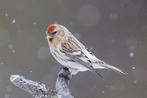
[0,0,147,98]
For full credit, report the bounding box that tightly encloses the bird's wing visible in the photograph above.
[60,35,103,77]
[60,36,90,65]
[82,47,126,75]
[60,35,126,75]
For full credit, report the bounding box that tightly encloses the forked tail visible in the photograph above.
[102,64,127,75]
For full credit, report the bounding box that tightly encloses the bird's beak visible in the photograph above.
[45,31,51,38]
[46,35,51,40]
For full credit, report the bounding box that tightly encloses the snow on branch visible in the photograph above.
[56,67,73,98]
[10,67,74,98]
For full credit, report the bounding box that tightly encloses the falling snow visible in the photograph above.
[33,22,37,25]
[12,19,16,24]
[129,52,134,57]
[132,66,136,70]
[29,70,33,73]
[12,50,15,53]
[8,44,15,53]
[111,39,116,44]
[101,90,105,94]
[5,13,8,17]
[8,44,14,50]
[133,80,137,84]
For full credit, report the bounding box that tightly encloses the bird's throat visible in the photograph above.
[49,38,53,42]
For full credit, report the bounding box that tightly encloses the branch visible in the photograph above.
[56,67,73,98]
[10,67,74,98]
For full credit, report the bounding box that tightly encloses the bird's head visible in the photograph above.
[46,24,69,43]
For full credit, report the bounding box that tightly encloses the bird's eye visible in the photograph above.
[51,31,57,35]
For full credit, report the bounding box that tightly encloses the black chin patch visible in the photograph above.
[49,38,53,42]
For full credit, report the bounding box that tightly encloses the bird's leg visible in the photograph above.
[58,67,72,85]
[68,68,79,75]
[59,67,71,80]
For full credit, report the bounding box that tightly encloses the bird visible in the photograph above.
[45,24,127,77]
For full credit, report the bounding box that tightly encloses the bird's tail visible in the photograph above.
[101,64,127,75]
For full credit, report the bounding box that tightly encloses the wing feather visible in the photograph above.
[60,35,126,76]
[60,35,103,77]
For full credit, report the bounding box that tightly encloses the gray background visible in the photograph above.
[0,0,147,98]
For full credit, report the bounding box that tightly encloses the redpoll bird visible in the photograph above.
[46,24,126,77]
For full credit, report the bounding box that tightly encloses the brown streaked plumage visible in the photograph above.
[46,24,127,77]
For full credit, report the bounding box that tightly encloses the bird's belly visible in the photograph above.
[57,59,88,71]
[50,48,88,71]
